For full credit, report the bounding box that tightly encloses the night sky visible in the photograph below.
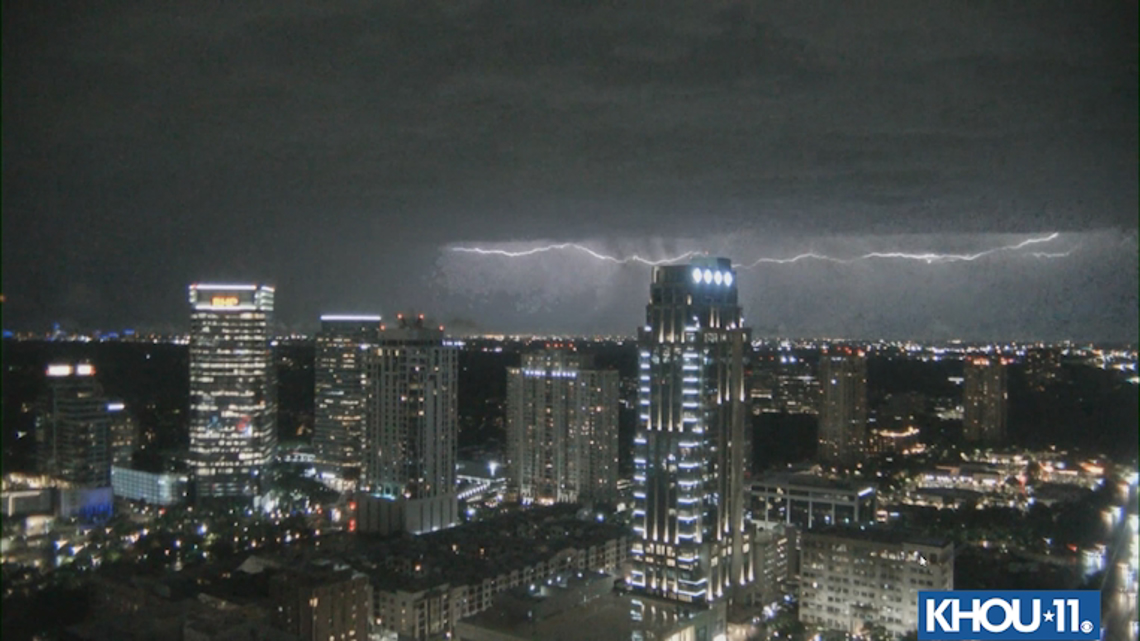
[3,1,1136,340]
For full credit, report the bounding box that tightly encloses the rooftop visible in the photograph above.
[752,471,876,494]
[457,590,724,641]
[341,505,630,592]
[805,525,952,549]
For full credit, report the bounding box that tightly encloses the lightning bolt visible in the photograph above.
[450,233,1073,267]
[740,233,1063,267]
[450,243,702,266]
[1028,248,1078,259]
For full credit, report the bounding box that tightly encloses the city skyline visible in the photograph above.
[2,2,1136,341]
[2,3,1137,640]
[3,243,1138,345]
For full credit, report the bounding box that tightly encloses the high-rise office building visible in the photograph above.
[630,258,754,604]
[963,357,1007,443]
[314,315,380,482]
[106,400,137,468]
[359,314,458,534]
[506,350,619,505]
[187,283,277,500]
[36,363,112,487]
[817,350,867,466]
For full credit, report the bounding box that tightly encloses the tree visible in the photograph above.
[861,622,892,641]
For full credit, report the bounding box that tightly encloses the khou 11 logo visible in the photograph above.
[918,591,1101,640]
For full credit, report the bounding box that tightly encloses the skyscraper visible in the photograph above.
[187,283,276,500]
[817,349,867,467]
[106,400,137,468]
[630,258,754,604]
[314,315,380,483]
[36,363,112,487]
[360,314,458,534]
[506,350,619,505]
[963,357,1007,443]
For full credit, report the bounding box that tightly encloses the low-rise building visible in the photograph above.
[349,505,629,640]
[455,573,726,641]
[749,471,877,530]
[111,466,188,506]
[269,565,371,641]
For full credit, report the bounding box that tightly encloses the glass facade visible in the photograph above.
[314,315,380,479]
[187,283,276,499]
[111,466,188,505]
[107,400,137,468]
[630,258,753,604]
[35,363,112,487]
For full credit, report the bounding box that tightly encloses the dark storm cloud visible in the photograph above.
[2,0,1136,337]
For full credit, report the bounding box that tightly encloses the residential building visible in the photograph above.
[963,357,1007,443]
[454,573,727,641]
[818,350,868,466]
[799,528,954,637]
[269,566,372,641]
[354,507,630,640]
[313,315,380,482]
[505,350,619,504]
[359,314,458,534]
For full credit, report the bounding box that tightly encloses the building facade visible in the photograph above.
[110,466,188,505]
[106,400,137,468]
[370,532,629,640]
[269,567,372,641]
[314,315,380,481]
[748,472,877,531]
[630,258,754,604]
[818,350,868,466]
[36,363,112,487]
[799,528,954,637]
[361,315,458,534]
[454,574,726,641]
[963,357,1007,443]
[187,283,277,500]
[506,350,619,504]
[750,525,794,609]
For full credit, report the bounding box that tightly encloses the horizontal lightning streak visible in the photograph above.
[450,233,1073,267]
[740,233,1062,267]
[450,243,700,266]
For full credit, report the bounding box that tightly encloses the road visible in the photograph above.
[1101,474,1138,641]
